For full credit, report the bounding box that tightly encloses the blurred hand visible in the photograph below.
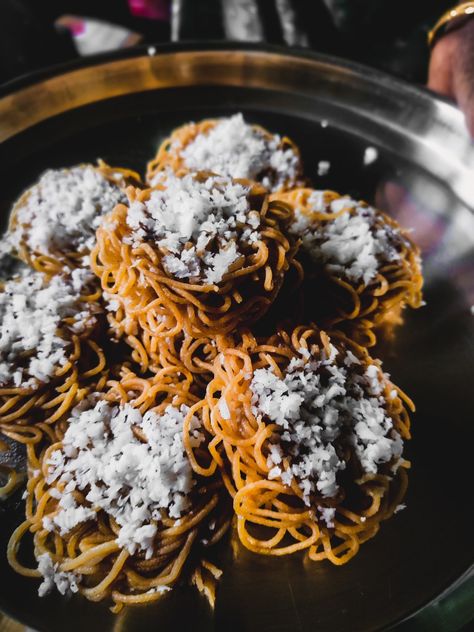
[428,19,474,135]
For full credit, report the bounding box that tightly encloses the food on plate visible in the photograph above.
[272,188,423,346]
[91,170,297,344]
[0,268,106,441]
[146,114,304,192]
[4,163,140,274]
[0,113,423,610]
[185,325,411,564]
[8,370,230,610]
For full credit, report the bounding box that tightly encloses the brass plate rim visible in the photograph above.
[0,44,465,142]
[2,43,472,209]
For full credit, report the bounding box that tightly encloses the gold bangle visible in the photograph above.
[428,2,474,48]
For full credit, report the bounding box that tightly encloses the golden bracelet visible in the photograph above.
[428,2,474,48]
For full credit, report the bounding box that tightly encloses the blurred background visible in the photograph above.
[0,0,456,86]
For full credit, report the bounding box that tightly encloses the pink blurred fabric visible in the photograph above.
[64,17,86,35]
[128,0,170,20]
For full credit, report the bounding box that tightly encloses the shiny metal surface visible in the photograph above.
[0,44,473,632]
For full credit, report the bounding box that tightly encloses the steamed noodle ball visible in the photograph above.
[0,267,107,444]
[104,291,219,384]
[2,162,141,275]
[271,189,423,346]
[185,325,412,565]
[8,370,231,610]
[146,114,304,193]
[92,170,298,344]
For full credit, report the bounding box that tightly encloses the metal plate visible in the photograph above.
[0,44,473,632]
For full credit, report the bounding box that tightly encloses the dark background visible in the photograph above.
[0,0,456,86]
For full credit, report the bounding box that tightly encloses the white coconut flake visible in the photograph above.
[344,350,361,367]
[37,552,81,597]
[394,503,406,514]
[126,171,260,284]
[268,466,282,480]
[363,146,379,166]
[103,291,121,312]
[251,354,346,502]
[147,585,171,594]
[318,506,336,528]
[0,268,96,388]
[44,400,203,558]
[348,398,403,474]
[365,364,383,396]
[317,160,330,176]
[290,193,406,286]
[250,346,403,505]
[218,396,231,420]
[176,113,299,192]
[6,165,125,257]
